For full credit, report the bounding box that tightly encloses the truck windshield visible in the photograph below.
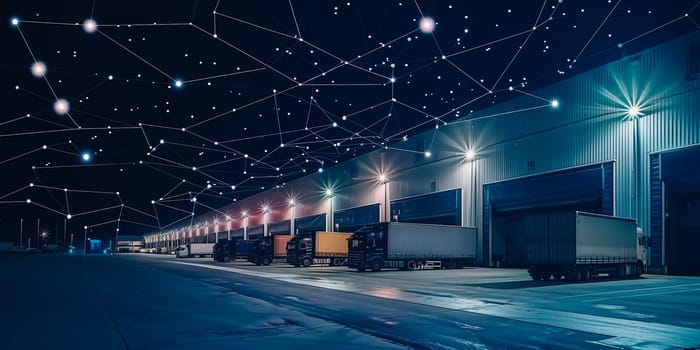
[349,232,364,248]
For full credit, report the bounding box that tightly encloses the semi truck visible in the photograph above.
[286,231,352,267]
[347,222,478,272]
[175,243,215,258]
[526,211,648,281]
[213,239,252,262]
[248,234,292,265]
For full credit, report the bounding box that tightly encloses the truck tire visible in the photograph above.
[223,255,231,263]
[332,258,342,266]
[262,257,272,266]
[370,258,383,272]
[302,257,312,267]
[406,260,418,271]
[567,267,582,282]
[582,266,591,281]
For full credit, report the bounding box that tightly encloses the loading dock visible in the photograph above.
[650,146,700,275]
[483,163,614,267]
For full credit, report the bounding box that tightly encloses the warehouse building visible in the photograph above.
[146,32,699,275]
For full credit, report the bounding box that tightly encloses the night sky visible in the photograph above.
[1,0,698,243]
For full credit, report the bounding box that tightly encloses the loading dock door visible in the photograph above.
[651,146,700,275]
[391,189,462,225]
[483,163,613,267]
[269,220,291,235]
[247,225,264,239]
[334,204,380,232]
[294,214,326,234]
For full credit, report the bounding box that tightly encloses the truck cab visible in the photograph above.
[637,226,649,274]
[347,223,387,272]
[286,234,313,267]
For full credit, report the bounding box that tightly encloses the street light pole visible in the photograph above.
[83,226,88,255]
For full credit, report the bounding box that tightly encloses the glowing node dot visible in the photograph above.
[551,99,559,108]
[419,17,435,34]
[53,98,70,115]
[31,61,47,78]
[174,79,183,88]
[81,153,91,161]
[390,77,396,83]
[26,199,31,204]
[83,18,97,33]
[160,139,165,144]
[425,151,432,157]
[67,214,72,219]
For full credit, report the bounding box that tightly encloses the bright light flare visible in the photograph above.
[465,149,476,160]
[53,98,70,115]
[31,61,47,78]
[81,152,91,162]
[551,99,559,108]
[419,17,435,34]
[83,19,97,33]
[627,105,641,119]
[10,17,19,26]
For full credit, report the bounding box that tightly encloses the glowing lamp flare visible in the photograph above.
[627,105,641,118]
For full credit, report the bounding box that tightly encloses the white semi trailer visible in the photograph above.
[175,243,215,258]
[347,222,478,272]
[527,211,648,281]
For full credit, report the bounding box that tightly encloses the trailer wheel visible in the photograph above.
[567,268,582,282]
[582,266,591,281]
[552,273,564,280]
[262,257,272,266]
[370,258,383,272]
[332,258,343,266]
[406,260,418,271]
[302,257,312,267]
[223,255,231,263]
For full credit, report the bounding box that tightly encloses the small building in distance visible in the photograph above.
[117,235,144,253]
